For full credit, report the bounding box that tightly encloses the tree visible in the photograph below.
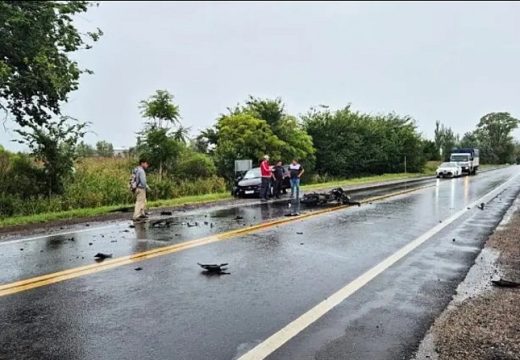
[226,96,315,164]
[193,127,218,154]
[459,131,479,149]
[139,90,180,129]
[303,106,425,177]
[434,121,459,160]
[137,127,182,178]
[138,90,183,178]
[14,116,88,196]
[475,112,519,164]
[214,113,285,179]
[95,140,114,157]
[0,1,102,127]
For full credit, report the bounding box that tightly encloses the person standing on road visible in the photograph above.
[132,159,150,221]
[260,155,272,201]
[273,160,285,199]
[289,159,304,200]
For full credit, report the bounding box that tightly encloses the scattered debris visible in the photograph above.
[110,240,117,243]
[123,229,130,233]
[234,216,244,220]
[94,253,112,261]
[40,250,44,253]
[187,222,197,227]
[204,221,209,225]
[88,242,93,246]
[160,211,173,216]
[175,234,181,236]
[85,224,90,227]
[478,203,485,210]
[210,223,214,228]
[491,279,520,288]
[297,232,304,235]
[198,263,230,275]
[467,207,471,210]
[20,248,23,251]
[129,225,135,229]
[452,238,456,242]
[134,267,143,271]
[300,243,304,245]
[101,235,105,238]
[68,237,75,242]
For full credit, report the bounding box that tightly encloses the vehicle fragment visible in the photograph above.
[491,279,520,288]
[94,253,113,260]
[198,263,230,275]
[301,187,361,207]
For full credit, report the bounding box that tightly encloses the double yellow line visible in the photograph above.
[0,183,434,297]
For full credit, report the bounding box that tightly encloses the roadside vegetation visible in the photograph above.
[1,2,519,226]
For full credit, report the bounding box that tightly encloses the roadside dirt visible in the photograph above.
[414,198,520,360]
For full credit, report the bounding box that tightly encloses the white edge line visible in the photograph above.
[0,224,119,245]
[238,171,520,360]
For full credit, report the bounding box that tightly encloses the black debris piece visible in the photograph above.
[20,248,23,251]
[204,221,209,225]
[198,263,230,275]
[187,222,197,227]
[94,253,112,262]
[134,267,143,271]
[491,279,520,288]
[101,235,105,238]
[129,225,135,229]
[300,243,304,245]
[110,240,117,243]
[85,224,90,227]
[40,250,44,253]
[452,238,456,242]
[210,223,214,228]
[123,229,130,233]
[160,211,173,216]
[175,234,181,236]
[297,232,304,235]
[478,203,485,210]
[68,237,75,242]
[88,242,93,246]
[234,216,244,220]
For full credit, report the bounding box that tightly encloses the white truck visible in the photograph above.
[450,148,480,175]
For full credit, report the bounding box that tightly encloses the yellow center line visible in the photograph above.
[0,183,434,297]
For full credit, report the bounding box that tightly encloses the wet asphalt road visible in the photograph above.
[0,167,519,360]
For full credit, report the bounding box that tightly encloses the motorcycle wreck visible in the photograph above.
[300,187,361,207]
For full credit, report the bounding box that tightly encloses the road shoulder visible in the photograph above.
[414,196,520,360]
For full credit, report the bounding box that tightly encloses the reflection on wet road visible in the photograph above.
[0,167,519,360]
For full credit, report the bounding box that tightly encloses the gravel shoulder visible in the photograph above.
[414,197,520,360]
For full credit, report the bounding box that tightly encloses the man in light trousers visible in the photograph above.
[133,159,150,221]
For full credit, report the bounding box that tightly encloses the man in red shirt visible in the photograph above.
[260,154,272,201]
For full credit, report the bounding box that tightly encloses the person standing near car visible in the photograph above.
[260,155,271,201]
[289,159,304,200]
[272,160,285,199]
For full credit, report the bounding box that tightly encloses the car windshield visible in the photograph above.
[440,162,456,168]
[451,155,469,161]
[243,168,260,179]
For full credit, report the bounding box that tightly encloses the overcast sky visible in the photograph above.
[2,1,520,150]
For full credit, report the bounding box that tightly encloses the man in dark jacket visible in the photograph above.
[272,161,285,199]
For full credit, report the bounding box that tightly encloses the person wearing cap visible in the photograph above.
[260,155,272,201]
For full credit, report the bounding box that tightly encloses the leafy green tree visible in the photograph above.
[0,1,102,127]
[138,90,183,178]
[214,113,285,179]
[434,121,459,160]
[475,112,519,163]
[139,90,180,129]
[459,131,479,149]
[193,127,218,154]
[176,150,216,179]
[227,96,315,164]
[422,139,440,161]
[95,140,114,157]
[137,127,182,178]
[303,106,425,177]
[14,116,88,196]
